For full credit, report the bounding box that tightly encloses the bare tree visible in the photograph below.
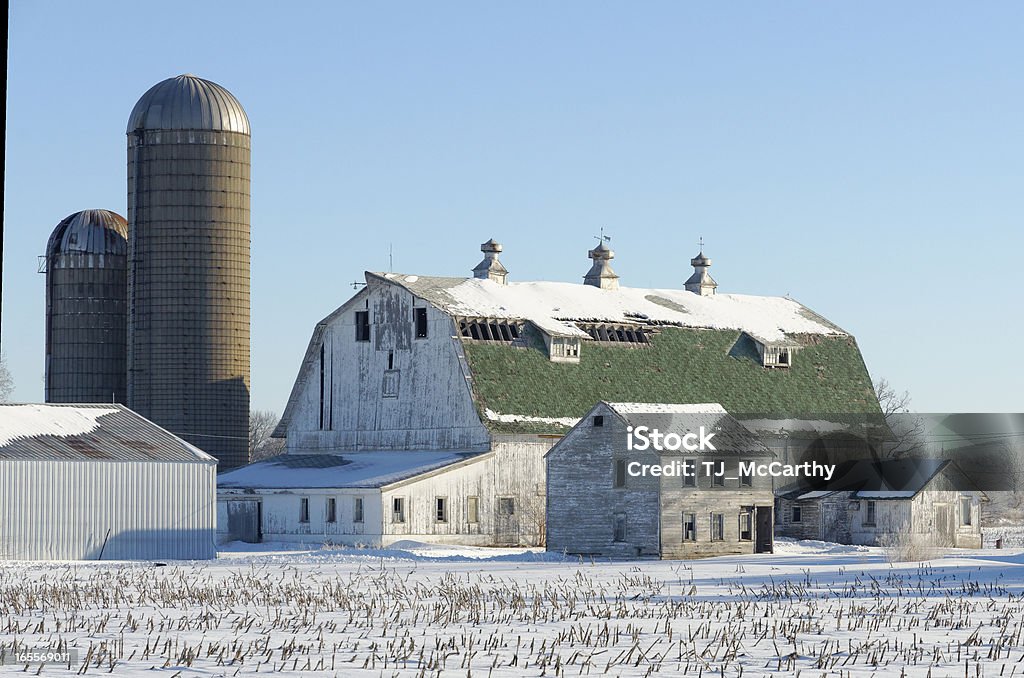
[249,409,286,461]
[0,353,13,402]
[874,378,924,458]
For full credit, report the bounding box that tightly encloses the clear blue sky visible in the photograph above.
[4,1,1022,414]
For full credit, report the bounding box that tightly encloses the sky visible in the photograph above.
[3,1,1022,414]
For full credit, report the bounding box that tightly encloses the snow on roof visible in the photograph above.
[0,404,216,463]
[377,273,846,343]
[606,403,727,415]
[0,404,111,446]
[218,450,489,490]
[483,409,581,428]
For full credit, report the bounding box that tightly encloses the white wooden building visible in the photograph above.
[546,402,776,558]
[0,403,217,560]
[777,459,985,548]
[219,239,881,548]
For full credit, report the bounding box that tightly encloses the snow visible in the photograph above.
[218,450,487,489]
[3,539,1024,676]
[406,276,845,343]
[483,408,581,427]
[608,402,727,415]
[0,404,114,447]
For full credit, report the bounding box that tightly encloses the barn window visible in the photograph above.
[467,496,479,523]
[739,460,753,487]
[961,497,972,526]
[683,459,696,487]
[739,511,753,541]
[613,514,626,542]
[392,497,406,523]
[578,324,650,345]
[792,505,802,523]
[712,460,726,487]
[318,344,326,430]
[414,307,428,338]
[388,351,394,370]
[326,497,337,523]
[864,501,876,526]
[710,513,725,541]
[299,497,310,523]
[498,497,515,516]
[593,415,604,427]
[355,311,370,342]
[353,497,364,523]
[457,318,522,342]
[683,513,697,541]
[614,459,627,488]
[435,497,448,523]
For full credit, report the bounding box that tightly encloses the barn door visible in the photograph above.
[755,506,774,553]
[933,503,954,546]
[494,497,519,545]
[227,500,262,543]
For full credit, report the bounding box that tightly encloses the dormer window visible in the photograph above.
[457,317,522,342]
[550,337,580,360]
[577,323,649,345]
[763,347,793,368]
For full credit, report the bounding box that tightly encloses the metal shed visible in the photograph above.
[0,403,217,560]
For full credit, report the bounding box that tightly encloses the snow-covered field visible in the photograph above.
[2,539,1024,676]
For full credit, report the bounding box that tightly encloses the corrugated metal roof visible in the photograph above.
[127,74,250,135]
[46,210,127,257]
[0,404,217,464]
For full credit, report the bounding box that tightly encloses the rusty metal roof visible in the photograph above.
[46,210,128,257]
[127,74,249,135]
[0,404,217,464]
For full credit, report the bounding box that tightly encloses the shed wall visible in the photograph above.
[0,459,216,560]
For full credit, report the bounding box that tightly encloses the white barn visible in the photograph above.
[0,404,217,560]
[219,239,880,548]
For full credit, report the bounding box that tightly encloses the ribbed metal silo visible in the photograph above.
[44,210,129,404]
[127,74,250,470]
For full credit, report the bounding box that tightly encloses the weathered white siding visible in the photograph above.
[286,280,490,452]
[233,490,384,545]
[0,459,215,560]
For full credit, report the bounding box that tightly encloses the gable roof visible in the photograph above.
[783,458,986,500]
[217,450,488,489]
[0,404,216,464]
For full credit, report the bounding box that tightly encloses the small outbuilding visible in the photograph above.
[546,402,776,559]
[0,404,217,560]
[776,459,985,548]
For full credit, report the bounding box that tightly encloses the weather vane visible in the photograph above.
[698,236,705,252]
[594,227,612,244]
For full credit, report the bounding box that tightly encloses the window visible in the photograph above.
[614,459,627,488]
[299,497,310,523]
[739,511,753,541]
[578,324,649,344]
[711,513,725,541]
[382,370,400,398]
[458,318,521,342]
[387,351,394,370]
[683,459,696,487]
[739,460,753,487]
[318,344,325,430]
[593,415,604,427]
[498,497,515,516]
[792,505,802,523]
[353,497,364,523]
[712,460,726,487]
[435,497,448,523]
[326,497,337,523]
[961,497,972,526]
[467,496,479,523]
[683,513,697,542]
[865,501,876,526]
[392,497,406,523]
[613,514,626,542]
[414,307,428,339]
[355,311,370,342]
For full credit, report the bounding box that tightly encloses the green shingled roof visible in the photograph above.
[461,327,880,434]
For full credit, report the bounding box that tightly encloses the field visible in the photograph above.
[2,539,1024,677]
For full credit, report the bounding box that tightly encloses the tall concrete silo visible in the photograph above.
[44,210,129,404]
[127,74,251,469]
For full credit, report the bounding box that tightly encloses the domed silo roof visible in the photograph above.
[126,74,250,135]
[46,210,128,257]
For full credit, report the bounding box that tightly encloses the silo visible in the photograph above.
[127,74,250,469]
[44,210,129,404]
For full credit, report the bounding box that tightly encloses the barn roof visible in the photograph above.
[373,272,847,344]
[276,272,880,437]
[782,458,986,500]
[0,404,217,464]
[217,450,488,490]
